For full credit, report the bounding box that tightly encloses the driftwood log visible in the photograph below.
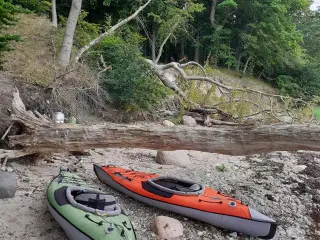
[1,90,320,163]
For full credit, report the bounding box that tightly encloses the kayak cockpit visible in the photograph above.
[147,176,205,196]
[66,186,121,216]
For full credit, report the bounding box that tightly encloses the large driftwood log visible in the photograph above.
[1,90,320,161]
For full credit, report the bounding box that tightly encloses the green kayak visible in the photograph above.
[47,168,136,240]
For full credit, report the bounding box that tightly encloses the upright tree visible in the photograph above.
[59,0,82,67]
[52,0,58,27]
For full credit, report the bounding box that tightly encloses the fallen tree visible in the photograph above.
[72,1,312,123]
[1,90,320,167]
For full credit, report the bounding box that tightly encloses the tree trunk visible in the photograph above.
[151,22,156,62]
[59,0,82,67]
[243,56,252,74]
[194,33,200,63]
[51,0,58,28]
[237,52,245,72]
[3,91,320,162]
[180,38,185,59]
[210,0,218,28]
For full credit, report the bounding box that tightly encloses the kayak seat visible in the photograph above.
[149,177,205,195]
[74,193,117,212]
[66,186,121,216]
[176,184,201,192]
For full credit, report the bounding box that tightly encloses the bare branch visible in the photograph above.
[98,55,112,75]
[180,61,207,77]
[151,61,308,106]
[1,124,13,140]
[74,0,152,62]
[2,156,8,168]
[155,22,179,64]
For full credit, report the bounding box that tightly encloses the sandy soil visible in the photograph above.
[0,149,319,240]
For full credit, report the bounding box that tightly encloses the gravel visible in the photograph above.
[0,149,319,240]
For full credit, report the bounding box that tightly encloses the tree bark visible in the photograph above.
[243,56,252,74]
[51,0,58,28]
[237,54,242,72]
[194,33,200,63]
[59,0,82,67]
[155,22,179,64]
[210,0,218,28]
[2,90,320,162]
[151,22,156,62]
[180,38,185,59]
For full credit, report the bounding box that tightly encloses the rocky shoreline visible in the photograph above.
[0,149,319,239]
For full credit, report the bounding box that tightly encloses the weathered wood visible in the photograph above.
[2,90,320,160]
[7,123,320,156]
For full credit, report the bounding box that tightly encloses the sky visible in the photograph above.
[311,0,320,10]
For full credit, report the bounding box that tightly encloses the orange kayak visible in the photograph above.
[94,165,277,239]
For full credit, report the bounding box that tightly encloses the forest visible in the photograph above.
[1,0,320,110]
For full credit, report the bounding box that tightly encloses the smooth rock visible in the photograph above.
[156,150,191,167]
[182,115,197,126]
[152,216,184,240]
[228,232,237,237]
[197,231,204,236]
[292,165,307,173]
[162,120,175,127]
[0,171,17,198]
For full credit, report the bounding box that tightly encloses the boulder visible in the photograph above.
[0,171,17,198]
[156,150,191,167]
[162,120,175,127]
[152,216,184,240]
[182,116,197,126]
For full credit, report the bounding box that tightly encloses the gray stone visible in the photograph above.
[292,165,307,173]
[152,216,184,240]
[182,116,197,126]
[197,231,204,236]
[156,150,191,167]
[162,120,175,127]
[0,171,17,198]
[228,232,237,237]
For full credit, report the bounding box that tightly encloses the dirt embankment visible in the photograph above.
[0,73,59,137]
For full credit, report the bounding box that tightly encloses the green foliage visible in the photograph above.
[277,75,303,97]
[215,164,228,172]
[276,59,320,100]
[95,36,168,111]
[218,0,237,8]
[297,10,320,59]
[0,0,20,68]
[11,0,50,14]
[314,107,320,121]
[238,0,305,70]
[59,11,99,48]
[207,29,237,67]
